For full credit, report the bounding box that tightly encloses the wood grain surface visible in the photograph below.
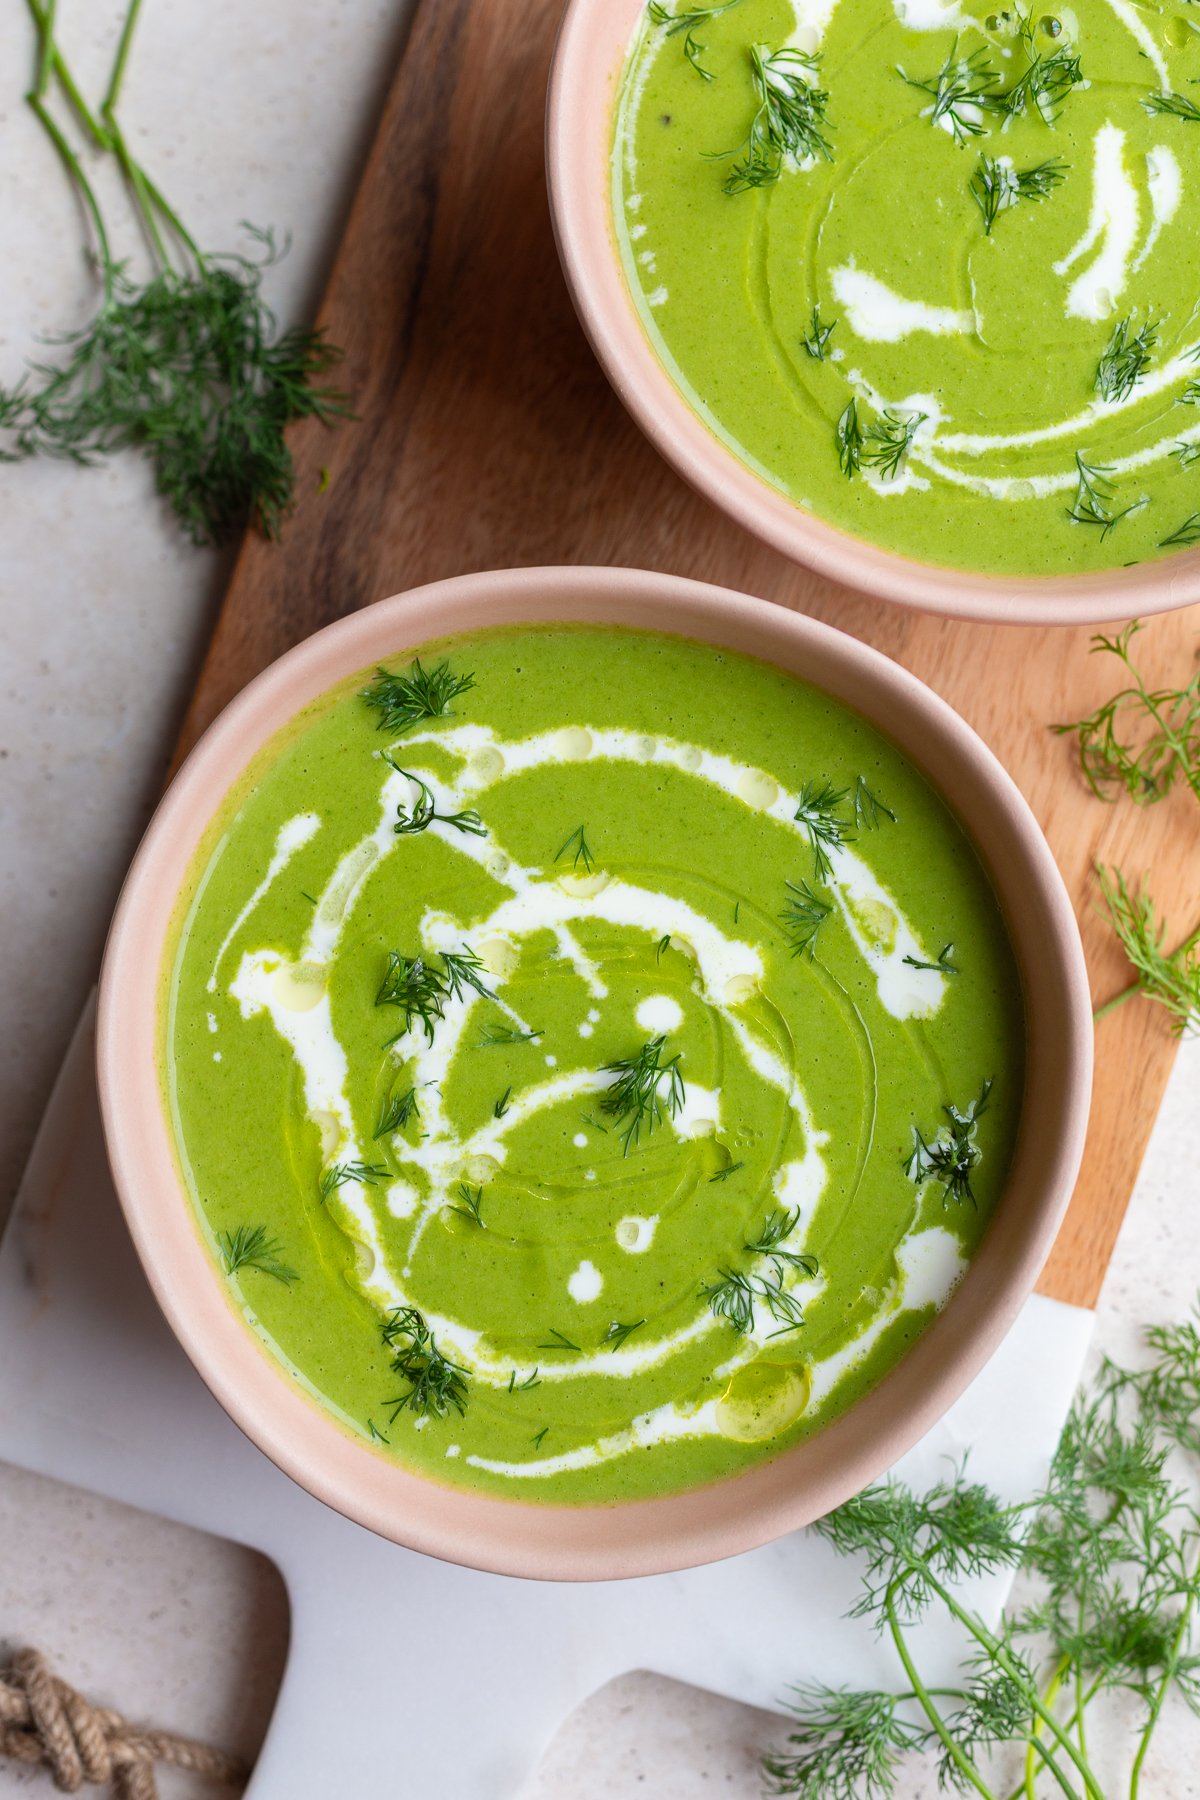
[177,0,1200,1311]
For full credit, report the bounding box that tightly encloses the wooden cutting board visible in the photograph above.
[177,0,1199,1311]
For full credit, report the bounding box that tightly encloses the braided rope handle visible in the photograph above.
[0,1648,248,1798]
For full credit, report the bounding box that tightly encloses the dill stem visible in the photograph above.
[885,1588,997,1799]
[1093,983,1136,1022]
[34,0,56,95]
[1024,1654,1070,1796]
[25,94,114,297]
[104,0,146,116]
[1128,1550,1200,1798]
[24,0,108,145]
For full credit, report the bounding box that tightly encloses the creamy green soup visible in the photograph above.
[615,0,1200,577]
[164,626,1024,1503]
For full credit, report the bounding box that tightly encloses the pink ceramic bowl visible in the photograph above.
[96,566,1092,1580]
[546,3,1198,627]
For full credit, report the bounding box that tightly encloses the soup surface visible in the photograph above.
[614,0,1200,577]
[164,626,1024,1502]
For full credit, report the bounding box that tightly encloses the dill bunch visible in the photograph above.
[5,0,348,545]
[1095,865,1199,1035]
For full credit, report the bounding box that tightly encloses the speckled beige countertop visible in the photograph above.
[2,2,1198,1794]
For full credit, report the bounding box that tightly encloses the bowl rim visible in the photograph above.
[96,564,1093,1581]
[544,0,1199,627]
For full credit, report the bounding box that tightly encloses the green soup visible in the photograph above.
[614,0,1200,578]
[164,626,1024,1503]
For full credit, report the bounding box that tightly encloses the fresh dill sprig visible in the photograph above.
[376,945,493,1043]
[1096,315,1159,403]
[1067,452,1143,538]
[802,304,835,360]
[604,1318,648,1351]
[1173,442,1200,470]
[384,760,486,839]
[600,1034,686,1154]
[905,1079,993,1205]
[538,1328,582,1353]
[903,943,959,975]
[376,952,447,1043]
[781,878,833,959]
[656,934,672,960]
[374,1086,420,1138]
[1095,866,1200,1035]
[793,780,854,881]
[531,1426,550,1450]
[366,1418,389,1445]
[853,777,897,830]
[507,1367,541,1392]
[382,1305,468,1419]
[709,1160,746,1182]
[998,25,1082,123]
[1181,378,1200,407]
[476,1020,541,1047]
[701,1265,808,1336]
[969,154,1067,233]
[554,824,595,874]
[862,409,926,481]
[717,45,832,193]
[835,399,863,477]
[439,948,495,1004]
[1143,90,1200,123]
[646,0,744,81]
[767,1314,1200,1796]
[1161,512,1200,549]
[319,1160,388,1202]
[359,657,475,735]
[448,1181,485,1226]
[218,1224,298,1286]
[493,1086,513,1118]
[1052,620,1200,806]
[898,41,998,145]
[745,1206,819,1276]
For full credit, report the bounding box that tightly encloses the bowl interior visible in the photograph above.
[96,566,1092,1579]
[545,2,1199,626]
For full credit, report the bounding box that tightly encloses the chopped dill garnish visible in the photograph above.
[862,409,927,480]
[374,1086,420,1138]
[1143,90,1200,123]
[531,1427,549,1450]
[905,1079,993,1206]
[1096,316,1158,404]
[538,1328,582,1353]
[218,1225,298,1286]
[300,890,317,905]
[646,0,744,81]
[493,1086,513,1118]
[366,1419,390,1445]
[377,945,493,1043]
[382,1305,468,1419]
[448,1181,485,1227]
[360,657,475,735]
[1173,442,1200,470]
[701,1264,808,1336]
[998,27,1082,122]
[793,779,854,881]
[898,41,998,145]
[554,823,595,873]
[384,760,486,839]
[600,1034,685,1154]
[580,1111,609,1134]
[507,1368,541,1391]
[836,398,863,477]
[781,878,833,959]
[745,1205,820,1276]
[1181,378,1200,407]
[853,776,897,830]
[1095,866,1199,1035]
[802,304,836,360]
[969,154,1067,233]
[716,45,832,193]
[1067,453,1143,538]
[439,948,495,1003]
[476,1021,541,1047]
[656,934,672,960]
[1052,620,1200,806]
[1161,513,1200,550]
[319,1160,388,1202]
[604,1318,648,1351]
[903,944,959,975]
[709,1160,746,1182]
